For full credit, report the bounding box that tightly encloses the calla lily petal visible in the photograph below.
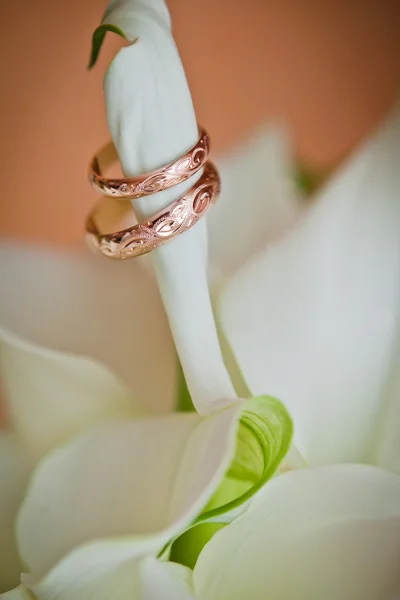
[0,243,176,455]
[194,465,400,600]
[16,395,292,592]
[101,0,236,414]
[0,433,31,593]
[209,125,304,283]
[17,407,240,579]
[0,329,138,459]
[25,555,194,600]
[218,107,400,463]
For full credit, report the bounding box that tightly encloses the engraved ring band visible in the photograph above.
[86,161,220,260]
[89,127,210,199]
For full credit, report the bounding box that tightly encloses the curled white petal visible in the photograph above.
[103,0,235,414]
[17,407,240,578]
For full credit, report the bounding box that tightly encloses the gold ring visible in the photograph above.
[89,127,210,199]
[86,161,220,259]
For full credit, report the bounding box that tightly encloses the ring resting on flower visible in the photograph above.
[89,126,210,199]
[85,161,220,259]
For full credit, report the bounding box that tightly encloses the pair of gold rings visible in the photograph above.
[85,127,220,259]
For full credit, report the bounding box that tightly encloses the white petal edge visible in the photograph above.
[194,464,400,600]
[0,327,139,459]
[17,406,240,578]
[0,242,177,423]
[26,555,194,600]
[371,333,400,473]
[218,105,400,463]
[103,0,236,414]
[0,586,32,600]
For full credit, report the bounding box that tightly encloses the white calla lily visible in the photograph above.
[16,408,239,579]
[1,0,399,596]
[1,394,291,600]
[194,465,400,600]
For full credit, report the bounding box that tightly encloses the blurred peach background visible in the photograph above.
[0,0,399,246]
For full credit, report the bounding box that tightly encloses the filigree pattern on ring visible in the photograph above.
[86,161,220,259]
[90,127,210,199]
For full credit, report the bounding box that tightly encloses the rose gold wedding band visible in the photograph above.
[89,127,210,199]
[86,161,220,260]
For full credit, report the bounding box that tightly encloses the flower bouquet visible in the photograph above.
[0,2,399,599]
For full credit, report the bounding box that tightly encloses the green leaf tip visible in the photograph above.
[294,162,324,195]
[88,24,127,70]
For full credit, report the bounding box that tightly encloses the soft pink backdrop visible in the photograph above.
[0,0,399,245]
